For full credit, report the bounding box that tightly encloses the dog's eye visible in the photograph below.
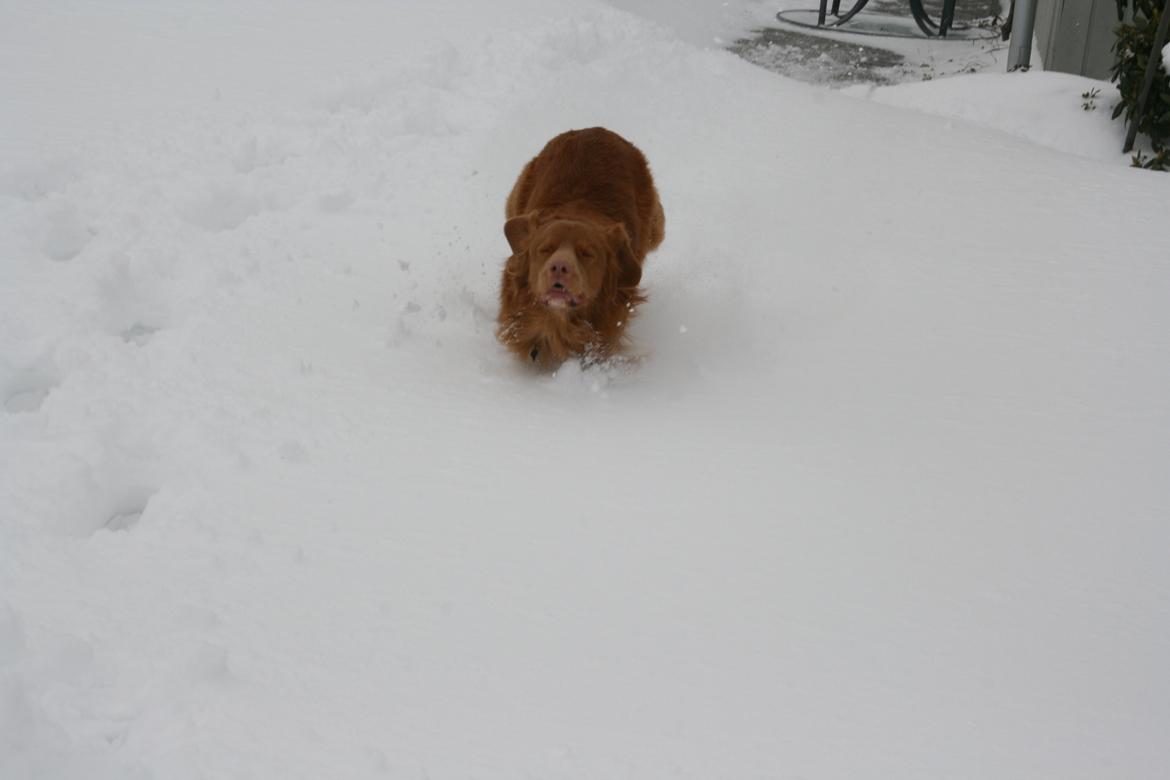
[579,250,594,260]
[539,246,554,255]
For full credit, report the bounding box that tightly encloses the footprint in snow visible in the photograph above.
[120,323,159,346]
[0,602,26,665]
[3,372,58,413]
[105,508,144,532]
[179,184,260,232]
[317,187,354,213]
[0,157,78,201]
[103,488,157,533]
[42,202,94,262]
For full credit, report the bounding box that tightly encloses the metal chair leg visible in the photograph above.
[939,0,957,36]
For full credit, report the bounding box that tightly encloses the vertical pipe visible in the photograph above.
[1007,0,1038,70]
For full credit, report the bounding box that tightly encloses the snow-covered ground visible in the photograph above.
[2,1,1169,779]
[844,70,1131,160]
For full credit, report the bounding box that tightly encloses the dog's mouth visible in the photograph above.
[541,285,582,309]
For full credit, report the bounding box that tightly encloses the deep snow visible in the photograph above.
[2,1,1169,779]
[843,70,1133,160]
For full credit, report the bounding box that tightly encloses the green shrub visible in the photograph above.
[1111,0,1170,169]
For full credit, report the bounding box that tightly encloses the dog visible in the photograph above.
[497,127,665,366]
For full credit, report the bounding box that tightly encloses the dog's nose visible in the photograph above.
[546,258,573,282]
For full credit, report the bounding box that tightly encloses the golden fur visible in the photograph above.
[497,128,665,366]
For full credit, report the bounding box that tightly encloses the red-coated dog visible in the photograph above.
[497,128,665,366]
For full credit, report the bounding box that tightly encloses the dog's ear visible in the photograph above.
[503,250,527,285]
[606,223,641,289]
[504,212,537,254]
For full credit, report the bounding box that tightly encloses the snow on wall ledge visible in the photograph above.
[2,2,1169,780]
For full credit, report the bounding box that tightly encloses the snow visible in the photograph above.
[3,1,1169,779]
[843,71,1128,161]
[596,0,779,45]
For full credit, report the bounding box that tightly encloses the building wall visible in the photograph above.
[1034,0,1127,78]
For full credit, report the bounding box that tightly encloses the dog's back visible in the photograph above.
[506,128,664,261]
[498,128,665,365]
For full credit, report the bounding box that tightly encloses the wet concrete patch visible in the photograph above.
[731,26,913,86]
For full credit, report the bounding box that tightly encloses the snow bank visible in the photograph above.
[844,71,1129,161]
[3,1,1169,779]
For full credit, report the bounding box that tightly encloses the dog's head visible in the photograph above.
[503,212,640,313]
